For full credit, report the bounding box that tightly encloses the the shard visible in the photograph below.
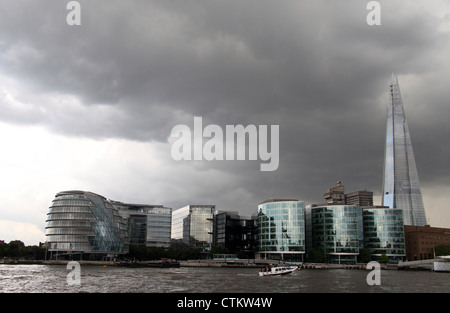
[382,74,427,226]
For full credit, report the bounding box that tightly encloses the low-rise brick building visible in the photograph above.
[404,225,450,260]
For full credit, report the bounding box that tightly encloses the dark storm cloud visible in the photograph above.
[1,0,449,215]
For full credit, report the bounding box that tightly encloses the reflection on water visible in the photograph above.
[1,265,449,293]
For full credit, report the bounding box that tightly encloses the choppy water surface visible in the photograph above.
[1,264,449,293]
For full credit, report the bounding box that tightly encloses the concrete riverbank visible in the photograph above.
[2,259,432,271]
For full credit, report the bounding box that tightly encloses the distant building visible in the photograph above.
[404,225,450,260]
[213,211,257,257]
[171,205,215,249]
[346,191,373,207]
[114,201,172,248]
[256,199,305,262]
[323,182,374,207]
[45,190,128,260]
[323,181,346,204]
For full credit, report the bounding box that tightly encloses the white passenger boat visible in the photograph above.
[258,265,299,276]
[433,256,450,272]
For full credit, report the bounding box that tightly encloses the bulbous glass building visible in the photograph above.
[45,190,128,260]
[256,199,305,262]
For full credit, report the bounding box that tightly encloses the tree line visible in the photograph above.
[0,240,46,260]
[0,240,220,261]
[3,239,450,262]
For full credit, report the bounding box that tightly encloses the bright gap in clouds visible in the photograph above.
[0,121,175,245]
[0,120,252,245]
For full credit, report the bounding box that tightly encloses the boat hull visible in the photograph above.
[433,261,450,272]
[258,266,298,276]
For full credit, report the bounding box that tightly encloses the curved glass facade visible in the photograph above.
[45,191,128,259]
[311,205,363,264]
[256,199,305,262]
[363,208,405,263]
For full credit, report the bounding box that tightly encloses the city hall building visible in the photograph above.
[45,190,172,260]
[45,190,128,260]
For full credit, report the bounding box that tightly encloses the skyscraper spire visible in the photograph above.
[391,72,398,85]
[382,74,427,226]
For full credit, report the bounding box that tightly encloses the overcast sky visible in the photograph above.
[1,0,449,245]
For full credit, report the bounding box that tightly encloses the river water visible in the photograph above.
[1,264,449,293]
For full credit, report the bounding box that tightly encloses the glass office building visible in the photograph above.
[382,74,427,226]
[256,199,305,262]
[45,190,128,260]
[146,207,172,247]
[311,205,363,264]
[171,205,215,249]
[115,202,172,248]
[214,211,257,256]
[363,207,406,263]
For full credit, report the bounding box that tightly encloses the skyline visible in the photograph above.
[1,1,450,245]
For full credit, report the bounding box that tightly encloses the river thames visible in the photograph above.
[1,264,449,293]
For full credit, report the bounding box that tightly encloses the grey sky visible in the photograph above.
[1,0,449,244]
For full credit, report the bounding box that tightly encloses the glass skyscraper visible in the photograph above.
[382,74,427,226]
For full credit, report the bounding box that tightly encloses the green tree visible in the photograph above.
[307,248,326,263]
[435,244,450,257]
[379,253,389,264]
[7,240,26,258]
[209,245,230,258]
[0,241,7,258]
[358,248,372,263]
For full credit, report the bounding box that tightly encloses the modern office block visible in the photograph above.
[214,211,257,256]
[171,205,215,249]
[310,205,363,265]
[256,199,305,262]
[362,206,406,263]
[45,190,128,260]
[146,206,172,247]
[114,202,172,248]
[382,74,427,226]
